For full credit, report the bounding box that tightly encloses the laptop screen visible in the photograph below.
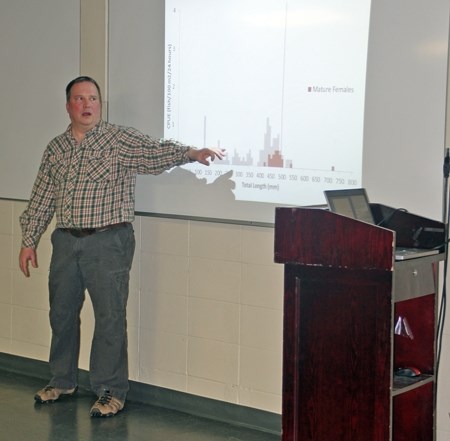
[324,188,375,224]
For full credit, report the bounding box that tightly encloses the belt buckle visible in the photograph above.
[70,228,95,238]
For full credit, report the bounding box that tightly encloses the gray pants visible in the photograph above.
[47,223,135,401]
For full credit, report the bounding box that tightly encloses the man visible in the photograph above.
[19,76,225,417]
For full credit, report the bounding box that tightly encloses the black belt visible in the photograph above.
[59,222,129,238]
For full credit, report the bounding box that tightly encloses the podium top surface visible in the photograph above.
[274,207,395,271]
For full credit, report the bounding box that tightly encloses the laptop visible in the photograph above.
[324,188,439,261]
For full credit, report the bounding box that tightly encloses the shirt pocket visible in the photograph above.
[85,148,114,182]
[48,153,70,183]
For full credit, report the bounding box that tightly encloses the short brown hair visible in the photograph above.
[65,76,102,102]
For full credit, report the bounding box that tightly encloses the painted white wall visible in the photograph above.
[363,0,449,221]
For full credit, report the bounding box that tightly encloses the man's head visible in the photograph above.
[65,76,102,133]
[66,76,102,103]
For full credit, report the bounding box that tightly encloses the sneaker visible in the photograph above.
[34,385,78,403]
[90,391,124,418]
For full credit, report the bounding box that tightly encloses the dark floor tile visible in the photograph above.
[0,370,280,441]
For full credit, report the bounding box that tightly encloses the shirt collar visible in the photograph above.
[65,120,108,141]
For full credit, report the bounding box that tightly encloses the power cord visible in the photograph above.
[435,148,450,384]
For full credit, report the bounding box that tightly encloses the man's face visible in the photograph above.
[66,81,101,131]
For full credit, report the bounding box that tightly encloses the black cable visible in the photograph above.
[375,208,407,227]
[435,235,448,383]
[444,147,450,180]
[435,149,450,384]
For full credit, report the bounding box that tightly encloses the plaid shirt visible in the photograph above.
[20,120,191,248]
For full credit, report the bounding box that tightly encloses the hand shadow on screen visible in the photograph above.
[151,168,237,215]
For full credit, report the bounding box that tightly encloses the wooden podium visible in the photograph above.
[274,207,444,441]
